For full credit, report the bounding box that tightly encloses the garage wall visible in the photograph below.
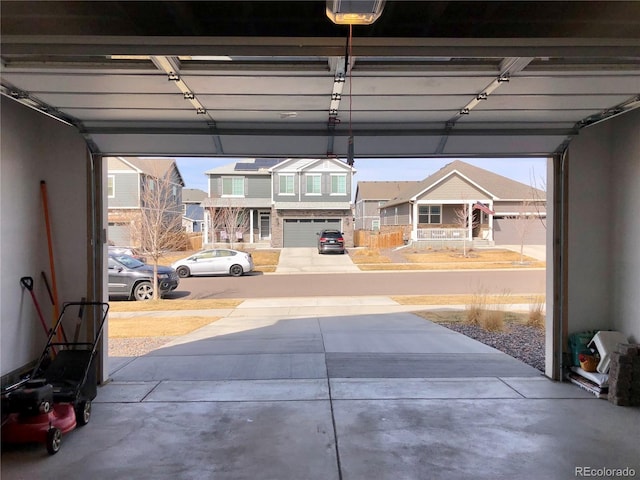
[566,108,640,343]
[610,109,640,342]
[1,99,90,379]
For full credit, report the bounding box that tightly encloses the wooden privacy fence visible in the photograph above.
[354,230,404,249]
[187,233,203,250]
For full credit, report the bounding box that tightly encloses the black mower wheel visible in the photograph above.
[75,400,91,426]
[46,427,62,455]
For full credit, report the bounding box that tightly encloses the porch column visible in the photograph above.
[412,202,418,241]
[249,208,254,244]
[203,209,209,245]
[488,202,494,241]
[467,202,473,240]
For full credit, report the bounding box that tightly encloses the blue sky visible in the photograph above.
[175,157,548,193]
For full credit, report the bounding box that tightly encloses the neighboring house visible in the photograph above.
[202,157,355,248]
[354,181,419,231]
[107,157,185,247]
[379,160,546,245]
[182,188,207,233]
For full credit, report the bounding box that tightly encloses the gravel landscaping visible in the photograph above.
[438,321,545,372]
[109,336,175,357]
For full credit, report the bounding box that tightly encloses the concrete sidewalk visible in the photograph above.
[3,296,639,480]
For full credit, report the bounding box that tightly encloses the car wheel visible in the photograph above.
[176,266,190,278]
[75,400,91,426]
[133,281,154,301]
[229,264,243,277]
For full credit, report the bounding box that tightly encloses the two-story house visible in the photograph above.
[182,188,207,233]
[107,156,185,247]
[354,181,419,231]
[202,158,355,248]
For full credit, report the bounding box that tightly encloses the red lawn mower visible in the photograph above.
[2,301,109,454]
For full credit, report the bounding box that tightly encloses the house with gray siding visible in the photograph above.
[107,157,184,247]
[380,160,546,245]
[354,181,418,231]
[182,188,206,233]
[202,158,355,248]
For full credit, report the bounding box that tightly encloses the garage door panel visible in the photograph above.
[284,219,340,247]
[493,218,547,245]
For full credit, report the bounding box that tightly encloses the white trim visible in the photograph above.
[107,175,115,198]
[305,173,322,195]
[221,176,245,197]
[278,173,295,195]
[330,173,347,195]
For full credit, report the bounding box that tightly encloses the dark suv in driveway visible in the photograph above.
[108,253,179,301]
[317,229,345,254]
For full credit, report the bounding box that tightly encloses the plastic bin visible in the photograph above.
[568,331,597,367]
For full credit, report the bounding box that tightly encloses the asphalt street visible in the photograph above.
[171,269,546,300]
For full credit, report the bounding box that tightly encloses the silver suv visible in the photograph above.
[108,254,179,301]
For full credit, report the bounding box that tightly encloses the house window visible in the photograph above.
[107,175,115,198]
[222,176,244,196]
[418,205,441,224]
[279,174,294,195]
[372,219,380,231]
[306,174,321,195]
[330,174,346,195]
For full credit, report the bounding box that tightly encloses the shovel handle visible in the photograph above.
[20,277,34,291]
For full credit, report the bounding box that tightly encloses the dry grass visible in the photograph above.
[391,294,544,306]
[412,309,528,324]
[109,316,220,338]
[479,309,506,332]
[353,248,544,270]
[109,298,243,312]
[402,249,544,268]
[527,294,546,330]
[349,248,392,264]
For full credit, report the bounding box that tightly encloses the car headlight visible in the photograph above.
[157,274,169,279]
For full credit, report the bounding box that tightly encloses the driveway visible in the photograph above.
[4,298,639,480]
[275,247,360,274]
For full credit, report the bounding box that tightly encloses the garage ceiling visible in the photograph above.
[2,1,639,159]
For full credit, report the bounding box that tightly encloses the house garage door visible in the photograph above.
[493,218,547,245]
[283,219,340,247]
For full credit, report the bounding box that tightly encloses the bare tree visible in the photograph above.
[510,199,539,264]
[132,165,186,300]
[529,167,547,230]
[453,202,479,257]
[205,199,249,248]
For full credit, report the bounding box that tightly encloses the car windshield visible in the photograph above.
[112,254,145,269]
[321,231,342,238]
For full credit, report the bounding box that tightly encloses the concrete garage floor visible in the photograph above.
[2,300,640,479]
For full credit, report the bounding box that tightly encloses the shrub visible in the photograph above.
[527,295,546,330]
[480,309,506,332]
